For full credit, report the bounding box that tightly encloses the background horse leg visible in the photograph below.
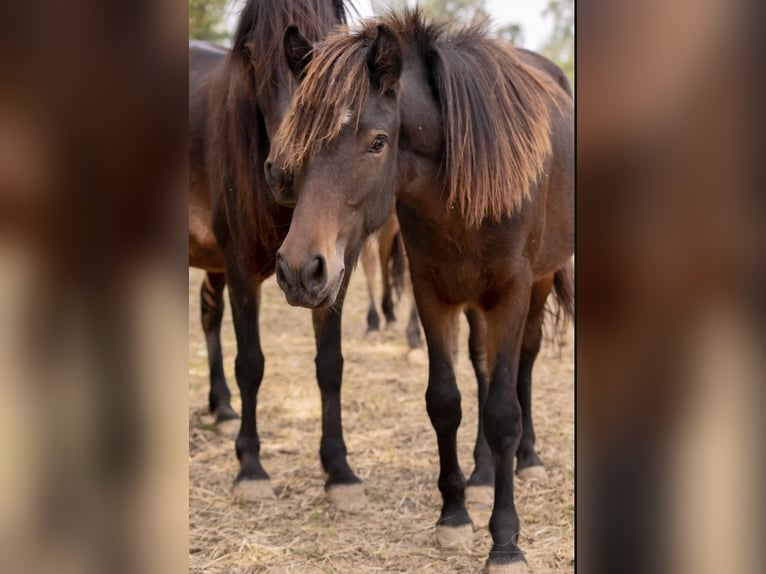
[200,271,238,432]
[312,280,365,510]
[483,274,532,572]
[226,272,274,501]
[361,238,381,333]
[379,216,403,326]
[415,292,473,548]
[404,267,425,364]
[405,301,423,349]
[515,274,555,483]
[464,306,494,526]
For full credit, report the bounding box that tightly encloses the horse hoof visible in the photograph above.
[517,465,549,483]
[232,479,276,502]
[486,560,528,574]
[326,483,367,511]
[465,486,493,529]
[215,417,240,438]
[435,523,473,549]
[407,347,427,366]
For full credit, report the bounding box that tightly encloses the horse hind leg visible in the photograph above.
[515,274,556,483]
[405,275,426,364]
[380,220,402,327]
[463,307,494,527]
[200,272,238,433]
[361,237,381,333]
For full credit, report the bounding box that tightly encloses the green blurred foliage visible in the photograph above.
[496,22,524,45]
[540,0,574,87]
[419,0,488,22]
[189,0,229,42]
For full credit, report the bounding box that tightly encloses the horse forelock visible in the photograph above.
[273,28,375,169]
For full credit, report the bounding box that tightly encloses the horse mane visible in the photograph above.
[276,8,565,227]
[231,0,349,103]
[208,0,349,253]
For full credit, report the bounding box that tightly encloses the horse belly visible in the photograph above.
[189,190,224,271]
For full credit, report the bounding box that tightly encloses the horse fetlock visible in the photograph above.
[213,404,239,423]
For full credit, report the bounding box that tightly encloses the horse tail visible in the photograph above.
[548,259,574,348]
[389,231,406,302]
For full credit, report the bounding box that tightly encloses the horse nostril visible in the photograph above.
[300,256,327,293]
[275,253,292,289]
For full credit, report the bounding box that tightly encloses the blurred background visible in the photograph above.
[0,0,763,573]
[190,0,574,85]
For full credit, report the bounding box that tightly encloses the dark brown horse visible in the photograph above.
[188,0,367,508]
[266,10,573,571]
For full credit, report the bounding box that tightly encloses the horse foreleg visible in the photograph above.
[483,273,532,572]
[415,290,473,548]
[312,284,365,510]
[227,273,273,501]
[200,271,238,430]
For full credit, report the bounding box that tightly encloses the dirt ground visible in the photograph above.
[188,266,574,573]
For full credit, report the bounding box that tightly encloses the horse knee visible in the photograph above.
[483,399,521,453]
[315,350,343,390]
[426,383,462,430]
[235,349,265,385]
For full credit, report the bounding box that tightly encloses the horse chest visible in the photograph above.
[402,226,490,303]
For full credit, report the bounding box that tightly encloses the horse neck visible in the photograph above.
[393,48,446,217]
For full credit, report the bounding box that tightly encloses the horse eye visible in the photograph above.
[367,135,387,154]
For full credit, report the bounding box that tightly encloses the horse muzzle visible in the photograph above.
[275,252,344,308]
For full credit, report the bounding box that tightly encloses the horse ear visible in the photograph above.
[366,24,402,94]
[284,26,313,81]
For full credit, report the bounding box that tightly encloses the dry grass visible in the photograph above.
[188,267,574,573]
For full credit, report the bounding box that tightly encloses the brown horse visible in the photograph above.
[266,10,573,572]
[188,0,368,507]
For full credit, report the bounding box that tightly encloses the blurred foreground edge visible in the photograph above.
[0,1,188,573]
[1,1,765,573]
[577,1,763,573]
